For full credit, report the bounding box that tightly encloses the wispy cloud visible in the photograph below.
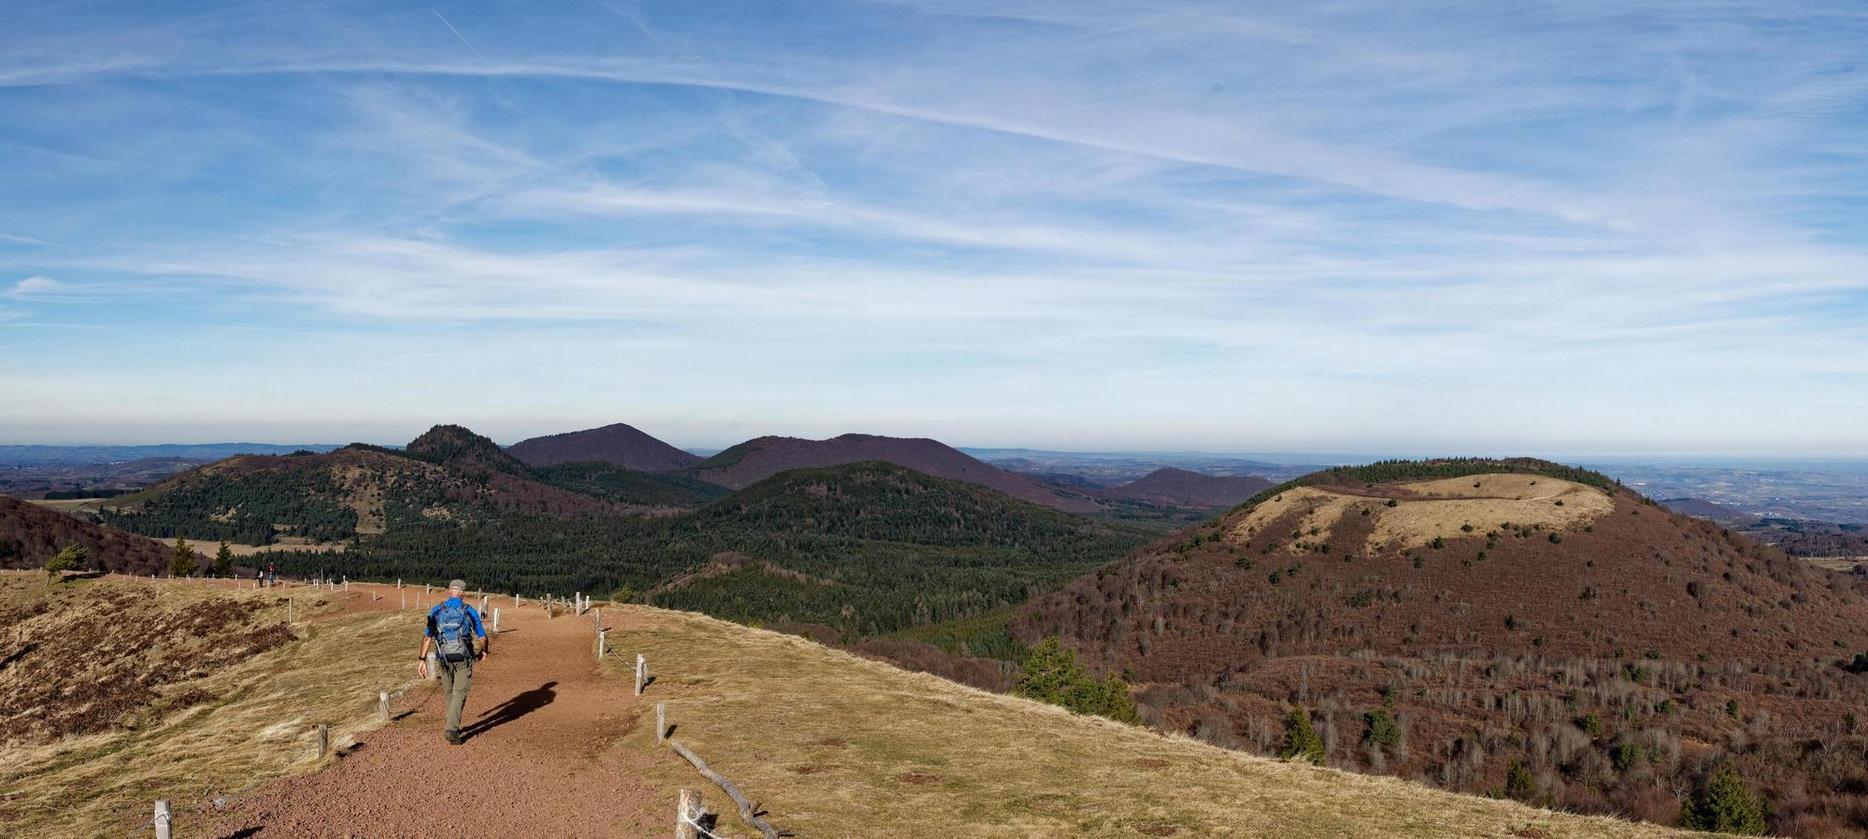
[0,1,1864,451]
[6,276,64,298]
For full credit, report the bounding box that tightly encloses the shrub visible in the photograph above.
[1504,761,1536,801]
[1279,708,1326,765]
[1679,761,1767,834]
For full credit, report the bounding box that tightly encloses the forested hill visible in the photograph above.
[96,435,644,545]
[1015,458,1868,834]
[0,495,173,575]
[261,461,1153,638]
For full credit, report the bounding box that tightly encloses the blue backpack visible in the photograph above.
[434,600,473,662]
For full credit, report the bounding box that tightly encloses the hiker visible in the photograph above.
[417,579,490,745]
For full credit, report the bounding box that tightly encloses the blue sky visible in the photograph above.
[1,1,1865,454]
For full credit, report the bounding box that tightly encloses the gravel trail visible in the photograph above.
[207,585,669,838]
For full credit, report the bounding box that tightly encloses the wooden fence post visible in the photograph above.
[154,799,172,839]
[635,654,647,696]
[479,594,489,614]
[593,608,601,630]
[676,789,701,839]
[378,691,390,721]
[286,598,293,624]
[656,702,667,745]
[597,628,607,659]
[315,724,330,759]
[401,592,407,610]
[492,607,500,634]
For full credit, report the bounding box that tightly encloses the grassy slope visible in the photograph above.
[0,574,420,837]
[608,606,1693,839]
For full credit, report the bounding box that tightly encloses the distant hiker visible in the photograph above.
[267,562,277,587]
[418,579,489,745]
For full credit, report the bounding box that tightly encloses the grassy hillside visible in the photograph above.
[4,576,1691,838]
[610,605,1687,838]
[0,575,417,836]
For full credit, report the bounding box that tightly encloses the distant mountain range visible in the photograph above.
[1092,468,1274,509]
[0,443,339,465]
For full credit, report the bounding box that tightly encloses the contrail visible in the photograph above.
[432,9,486,61]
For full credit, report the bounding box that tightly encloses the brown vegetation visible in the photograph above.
[1017,470,1868,835]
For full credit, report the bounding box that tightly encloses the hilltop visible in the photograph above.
[2,574,1689,838]
[97,427,643,545]
[0,495,173,575]
[686,433,1100,512]
[1016,458,1868,833]
[507,422,701,471]
[1096,467,1275,509]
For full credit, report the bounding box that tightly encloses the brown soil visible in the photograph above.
[205,584,670,838]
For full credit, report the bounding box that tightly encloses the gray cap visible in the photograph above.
[448,579,467,591]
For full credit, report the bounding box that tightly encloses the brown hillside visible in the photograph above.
[0,495,172,575]
[687,433,1099,512]
[1015,465,1868,834]
[1098,467,1275,509]
[507,422,700,471]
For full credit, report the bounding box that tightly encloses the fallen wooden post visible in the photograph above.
[676,789,701,839]
[669,740,779,839]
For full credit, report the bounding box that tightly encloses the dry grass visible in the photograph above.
[163,536,347,557]
[607,606,1694,838]
[0,574,421,837]
[1230,473,1613,553]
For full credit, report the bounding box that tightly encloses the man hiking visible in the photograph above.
[417,579,489,744]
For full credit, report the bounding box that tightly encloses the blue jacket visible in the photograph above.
[425,597,487,640]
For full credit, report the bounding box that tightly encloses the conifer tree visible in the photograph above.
[1681,761,1767,835]
[1279,708,1325,765]
[169,537,197,578]
[213,542,235,577]
[44,544,86,578]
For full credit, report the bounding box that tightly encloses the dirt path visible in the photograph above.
[207,584,671,838]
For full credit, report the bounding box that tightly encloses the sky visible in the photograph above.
[1,1,1865,455]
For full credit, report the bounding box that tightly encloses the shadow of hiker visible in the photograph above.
[461,681,557,740]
